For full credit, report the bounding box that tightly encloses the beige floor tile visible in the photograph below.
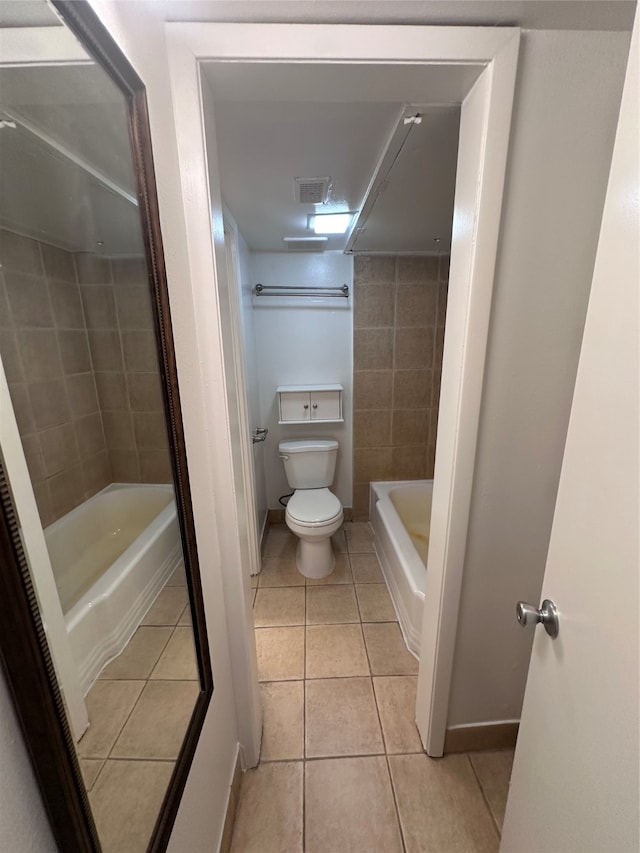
[260,681,304,761]
[89,759,174,853]
[344,521,376,553]
[230,761,303,853]
[373,676,423,754]
[305,553,353,585]
[166,564,186,586]
[389,753,499,853]
[178,604,192,626]
[469,749,515,832]
[263,525,298,559]
[331,528,347,553]
[351,553,384,583]
[305,756,403,853]
[150,627,198,680]
[99,627,172,680]
[250,572,259,589]
[259,556,305,587]
[306,585,359,624]
[79,758,104,792]
[111,680,199,760]
[254,587,306,627]
[356,583,397,621]
[305,677,383,758]
[78,680,144,758]
[306,624,369,678]
[363,622,419,675]
[255,626,305,681]
[141,586,188,626]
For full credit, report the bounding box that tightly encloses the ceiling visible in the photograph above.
[204,62,467,254]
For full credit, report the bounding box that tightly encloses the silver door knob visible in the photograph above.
[252,427,268,444]
[516,599,559,638]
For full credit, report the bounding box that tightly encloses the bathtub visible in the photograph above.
[45,483,181,694]
[370,480,433,658]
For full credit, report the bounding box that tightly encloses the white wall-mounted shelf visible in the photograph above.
[277,384,344,424]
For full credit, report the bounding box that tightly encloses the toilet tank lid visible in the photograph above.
[279,439,339,454]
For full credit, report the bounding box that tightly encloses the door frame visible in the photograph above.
[165,22,520,758]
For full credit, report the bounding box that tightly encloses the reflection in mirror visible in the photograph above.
[0,12,203,853]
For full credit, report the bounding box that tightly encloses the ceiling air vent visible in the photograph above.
[294,176,331,205]
[283,237,328,252]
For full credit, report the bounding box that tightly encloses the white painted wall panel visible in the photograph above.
[251,251,353,508]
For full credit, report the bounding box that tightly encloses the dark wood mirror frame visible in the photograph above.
[0,2,213,850]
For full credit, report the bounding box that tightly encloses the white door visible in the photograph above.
[500,16,639,853]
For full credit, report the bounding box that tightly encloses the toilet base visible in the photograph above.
[296,537,335,579]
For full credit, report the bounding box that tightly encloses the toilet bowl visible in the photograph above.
[279,439,343,579]
[285,488,343,579]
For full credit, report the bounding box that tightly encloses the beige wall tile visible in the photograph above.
[306,585,359,625]
[17,329,61,380]
[392,409,430,447]
[305,757,403,853]
[74,253,111,285]
[354,327,394,370]
[354,446,393,482]
[94,371,128,410]
[373,676,423,754]
[254,587,306,627]
[439,254,451,283]
[81,285,117,329]
[139,449,172,484]
[88,330,124,371]
[111,680,198,760]
[82,451,111,498]
[396,282,438,328]
[115,286,155,330]
[389,754,499,852]
[353,409,392,449]
[39,423,79,478]
[48,464,84,519]
[391,445,428,480]
[111,256,147,285]
[437,282,449,327]
[230,762,303,853]
[363,623,418,675]
[354,283,395,328]
[132,411,169,451]
[75,413,106,459]
[0,331,23,382]
[127,372,163,412]
[41,244,75,283]
[255,626,305,681]
[259,681,304,761]
[353,255,395,284]
[5,273,53,327]
[394,327,435,370]
[352,484,370,520]
[33,479,53,527]
[396,256,439,284]
[0,230,43,275]
[89,759,174,853]
[66,373,99,418]
[305,624,369,678]
[102,410,135,450]
[49,280,84,328]
[110,448,140,483]
[393,369,432,409]
[354,370,393,410]
[28,379,70,429]
[20,433,44,482]
[305,678,383,758]
[58,330,91,374]
[122,330,158,373]
[10,383,36,433]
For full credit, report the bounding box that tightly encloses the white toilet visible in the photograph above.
[279,438,344,579]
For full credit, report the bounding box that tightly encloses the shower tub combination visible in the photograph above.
[370,480,433,658]
[45,483,182,694]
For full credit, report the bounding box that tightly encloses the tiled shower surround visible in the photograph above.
[352,255,449,519]
[0,228,170,527]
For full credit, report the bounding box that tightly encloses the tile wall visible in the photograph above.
[0,228,170,527]
[352,255,449,519]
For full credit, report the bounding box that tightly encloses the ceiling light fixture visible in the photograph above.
[308,212,354,235]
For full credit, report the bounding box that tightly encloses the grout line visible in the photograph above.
[258,749,426,766]
[386,753,407,853]
[466,753,502,841]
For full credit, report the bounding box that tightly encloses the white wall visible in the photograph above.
[251,251,353,508]
[446,28,631,727]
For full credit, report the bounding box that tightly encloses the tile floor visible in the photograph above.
[231,522,514,853]
[77,564,198,853]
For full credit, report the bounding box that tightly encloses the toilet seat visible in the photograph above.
[286,488,342,527]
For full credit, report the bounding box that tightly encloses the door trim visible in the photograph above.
[165,22,520,758]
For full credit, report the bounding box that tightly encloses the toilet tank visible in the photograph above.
[279,439,339,489]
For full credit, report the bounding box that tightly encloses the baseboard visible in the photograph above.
[444,721,519,753]
[219,746,243,853]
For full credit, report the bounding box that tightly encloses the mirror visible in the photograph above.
[0,3,212,851]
